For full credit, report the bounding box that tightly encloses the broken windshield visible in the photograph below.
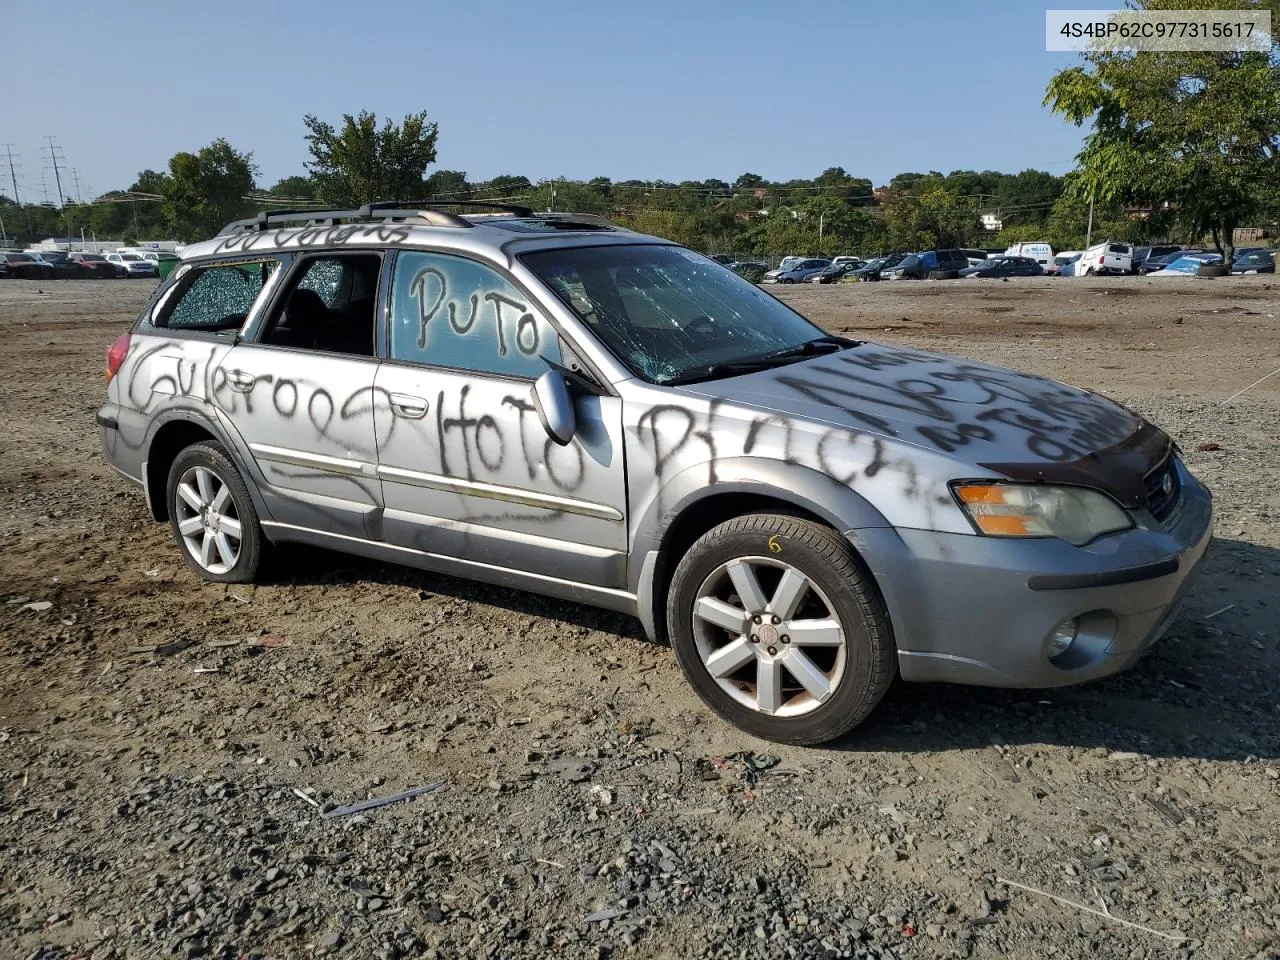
[521,244,832,385]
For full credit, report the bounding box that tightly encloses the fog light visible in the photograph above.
[1045,619,1079,660]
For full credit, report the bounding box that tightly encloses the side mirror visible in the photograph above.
[531,370,576,446]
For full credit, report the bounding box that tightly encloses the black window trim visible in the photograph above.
[379,247,611,393]
[242,247,387,361]
[142,252,292,341]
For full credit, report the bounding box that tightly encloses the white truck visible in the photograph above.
[1075,241,1133,276]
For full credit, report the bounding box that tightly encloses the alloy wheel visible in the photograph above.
[173,466,243,575]
[692,557,847,717]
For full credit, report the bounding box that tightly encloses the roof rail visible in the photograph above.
[218,199,539,236]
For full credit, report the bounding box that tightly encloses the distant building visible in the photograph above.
[980,212,1003,232]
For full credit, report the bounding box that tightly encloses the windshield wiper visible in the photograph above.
[663,335,857,386]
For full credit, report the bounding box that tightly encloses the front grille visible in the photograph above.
[1143,455,1182,524]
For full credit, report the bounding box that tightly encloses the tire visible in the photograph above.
[1197,263,1229,278]
[928,269,960,280]
[165,440,264,583]
[665,514,895,745]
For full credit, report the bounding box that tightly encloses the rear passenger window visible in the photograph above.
[259,254,381,357]
[389,251,560,378]
[159,259,280,330]
[1108,244,1129,254]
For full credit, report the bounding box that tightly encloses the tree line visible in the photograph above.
[3,2,1276,260]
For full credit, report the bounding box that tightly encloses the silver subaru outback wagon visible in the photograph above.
[98,202,1213,745]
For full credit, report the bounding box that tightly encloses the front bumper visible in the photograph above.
[854,460,1213,688]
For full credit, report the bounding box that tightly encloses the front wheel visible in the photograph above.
[666,514,895,745]
[166,441,265,583]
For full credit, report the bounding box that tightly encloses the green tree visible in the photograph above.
[266,175,316,200]
[304,110,439,206]
[882,180,979,250]
[162,140,258,240]
[1045,0,1280,261]
[424,169,470,199]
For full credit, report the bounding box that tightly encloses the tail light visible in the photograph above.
[1098,256,1105,265]
[106,332,132,383]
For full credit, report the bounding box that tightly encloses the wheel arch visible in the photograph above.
[630,457,893,644]
[142,409,266,523]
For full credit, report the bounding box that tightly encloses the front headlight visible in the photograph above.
[951,483,1133,546]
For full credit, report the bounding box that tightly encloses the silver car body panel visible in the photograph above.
[101,217,1214,690]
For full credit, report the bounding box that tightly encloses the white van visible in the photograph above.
[1076,241,1133,276]
[1003,242,1054,269]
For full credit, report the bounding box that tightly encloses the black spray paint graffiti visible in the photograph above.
[408,266,540,357]
[210,223,414,256]
[635,403,893,497]
[431,385,587,494]
[775,347,1137,462]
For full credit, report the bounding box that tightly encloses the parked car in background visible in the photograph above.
[778,256,808,272]
[3,252,54,279]
[959,248,989,267]
[882,249,969,280]
[831,256,863,268]
[1232,248,1276,275]
[730,260,769,283]
[708,254,735,265]
[959,255,1045,279]
[1130,245,1181,274]
[847,256,889,281]
[1057,253,1085,278]
[97,203,1214,745]
[1002,242,1054,270]
[68,252,120,278]
[1138,249,1203,275]
[764,258,832,283]
[814,261,860,283]
[106,253,159,277]
[35,251,92,279]
[1075,241,1133,276]
[860,253,910,280]
[1047,251,1081,276]
[1150,252,1223,277]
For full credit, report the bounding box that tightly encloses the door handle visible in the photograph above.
[226,370,257,393]
[389,393,429,419]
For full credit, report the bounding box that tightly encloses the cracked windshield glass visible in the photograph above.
[522,245,832,384]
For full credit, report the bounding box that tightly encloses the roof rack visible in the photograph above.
[216,200,616,236]
[217,199,538,236]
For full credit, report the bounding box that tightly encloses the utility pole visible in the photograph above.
[70,168,85,205]
[819,211,825,247]
[1085,192,1095,249]
[3,144,32,232]
[43,137,66,209]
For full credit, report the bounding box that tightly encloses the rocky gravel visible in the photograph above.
[1,276,1278,959]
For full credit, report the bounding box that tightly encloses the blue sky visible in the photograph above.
[4,1,1088,200]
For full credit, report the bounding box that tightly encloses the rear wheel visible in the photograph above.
[166,441,264,583]
[666,514,895,745]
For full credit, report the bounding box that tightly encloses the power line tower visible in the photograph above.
[41,137,69,236]
[2,144,33,232]
[70,168,85,205]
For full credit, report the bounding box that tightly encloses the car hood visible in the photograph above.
[674,342,1165,502]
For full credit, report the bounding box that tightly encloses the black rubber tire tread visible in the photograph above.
[930,269,960,280]
[666,513,896,746]
[1197,263,1229,278]
[165,440,264,584]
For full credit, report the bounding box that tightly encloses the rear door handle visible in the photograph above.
[389,393,429,419]
[226,370,257,393]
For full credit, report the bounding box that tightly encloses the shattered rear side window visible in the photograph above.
[163,260,279,330]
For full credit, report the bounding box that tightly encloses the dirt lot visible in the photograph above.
[1,275,1277,960]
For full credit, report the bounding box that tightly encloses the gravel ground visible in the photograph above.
[1,275,1278,960]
